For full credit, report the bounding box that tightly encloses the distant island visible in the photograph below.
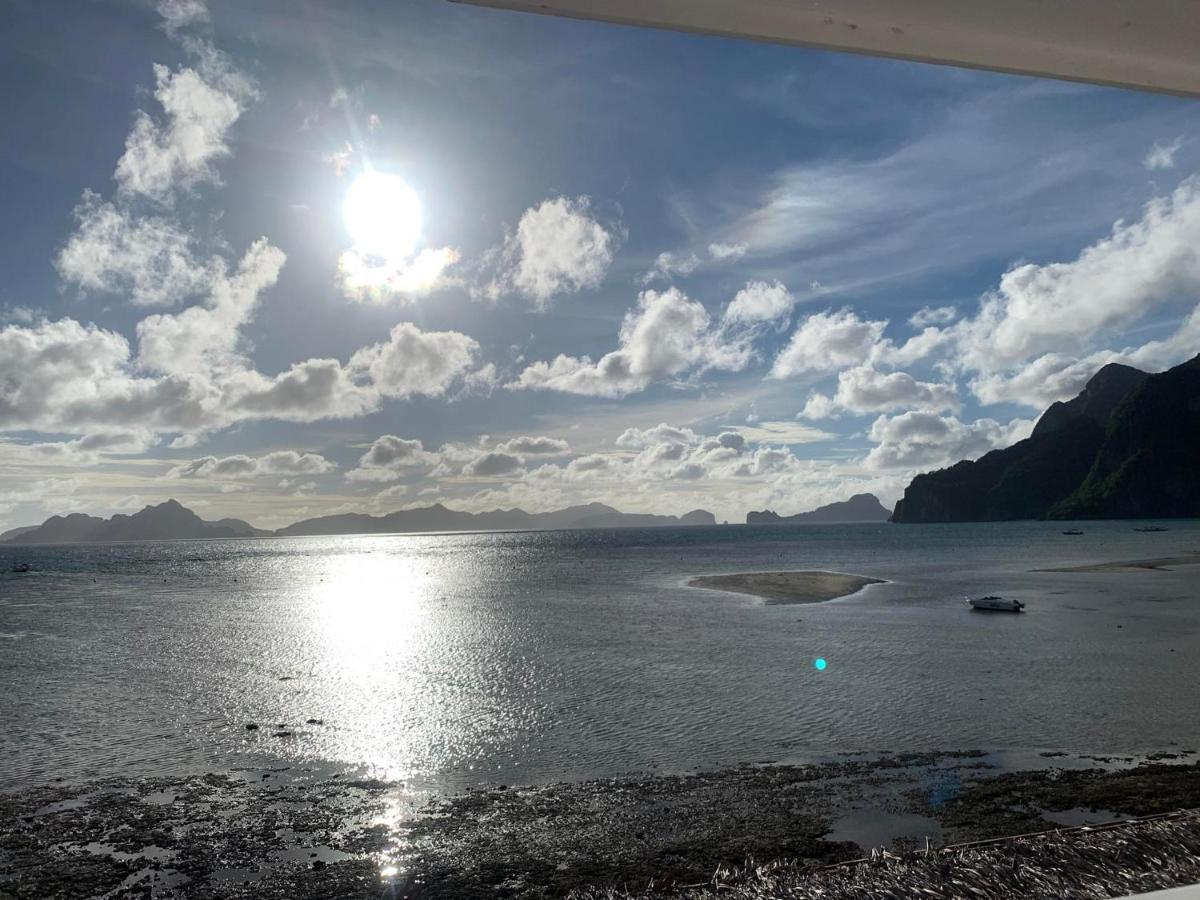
[746,493,890,525]
[3,500,268,545]
[275,502,716,537]
[3,500,717,545]
[892,353,1200,522]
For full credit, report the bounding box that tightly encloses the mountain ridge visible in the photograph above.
[892,355,1200,522]
[4,500,719,544]
[746,493,890,525]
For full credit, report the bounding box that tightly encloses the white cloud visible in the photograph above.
[722,280,796,328]
[136,238,285,377]
[865,411,1033,470]
[56,192,217,307]
[480,196,615,309]
[463,451,524,477]
[725,420,835,445]
[639,250,700,284]
[0,478,82,517]
[347,322,479,400]
[708,241,747,262]
[0,318,139,433]
[802,366,959,419]
[1143,137,1183,171]
[770,309,887,377]
[226,358,376,423]
[339,246,459,302]
[954,177,1200,376]
[908,305,957,327]
[616,423,697,450]
[114,62,253,202]
[345,436,434,482]
[13,431,154,466]
[168,450,335,479]
[324,142,355,177]
[495,435,570,455]
[156,0,208,34]
[511,287,752,398]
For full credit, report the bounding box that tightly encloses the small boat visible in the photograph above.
[1062,529,1084,535]
[967,595,1024,612]
[10,562,31,573]
[1134,526,1168,533]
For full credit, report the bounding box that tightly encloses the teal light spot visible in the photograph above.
[814,657,827,671]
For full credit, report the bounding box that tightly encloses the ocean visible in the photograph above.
[2,521,1199,793]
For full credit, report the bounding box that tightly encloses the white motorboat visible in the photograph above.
[967,595,1024,612]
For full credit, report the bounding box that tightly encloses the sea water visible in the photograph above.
[2,521,1198,792]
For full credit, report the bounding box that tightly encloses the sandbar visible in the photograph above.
[1040,552,1200,573]
[687,570,884,604]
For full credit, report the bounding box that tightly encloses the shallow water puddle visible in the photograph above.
[1042,806,1128,827]
[826,805,944,850]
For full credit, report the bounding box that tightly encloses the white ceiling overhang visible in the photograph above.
[450,0,1200,97]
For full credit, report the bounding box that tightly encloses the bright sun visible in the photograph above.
[343,172,423,259]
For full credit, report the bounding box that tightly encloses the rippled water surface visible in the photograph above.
[2,522,1199,791]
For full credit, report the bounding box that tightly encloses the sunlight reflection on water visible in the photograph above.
[2,522,1200,791]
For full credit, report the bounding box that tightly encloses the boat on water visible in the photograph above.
[967,595,1025,612]
[10,562,31,573]
[1062,529,1084,535]
[1134,526,1168,532]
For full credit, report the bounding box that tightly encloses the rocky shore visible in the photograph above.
[3,751,1199,898]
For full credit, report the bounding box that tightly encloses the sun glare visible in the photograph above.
[343,171,423,259]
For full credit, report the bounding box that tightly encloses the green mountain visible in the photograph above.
[891,355,1199,522]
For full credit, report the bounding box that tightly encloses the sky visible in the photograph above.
[1,0,1199,530]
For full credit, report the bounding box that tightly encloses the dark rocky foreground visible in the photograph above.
[2,753,1199,899]
[578,811,1200,899]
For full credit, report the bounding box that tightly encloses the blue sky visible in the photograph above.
[1,0,1199,529]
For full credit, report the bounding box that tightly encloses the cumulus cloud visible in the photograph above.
[908,305,957,327]
[954,177,1200,376]
[770,309,887,377]
[864,411,1033,470]
[347,322,479,400]
[226,358,376,423]
[801,366,959,419]
[1144,137,1183,171]
[511,287,752,398]
[0,318,140,433]
[463,451,524,477]
[708,241,748,262]
[56,192,217,307]
[932,176,1200,408]
[722,280,796,328]
[0,304,478,439]
[480,196,615,309]
[615,423,696,450]
[168,450,335,479]
[639,250,700,284]
[345,435,434,482]
[136,238,285,377]
[339,246,459,303]
[495,435,570,455]
[115,62,253,202]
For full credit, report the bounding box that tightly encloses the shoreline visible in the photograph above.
[3,750,1199,898]
[687,570,885,604]
[1039,551,1200,573]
